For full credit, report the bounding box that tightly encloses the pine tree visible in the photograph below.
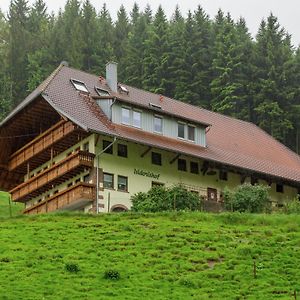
[253,14,294,141]
[113,5,130,81]
[142,5,169,94]
[8,0,30,106]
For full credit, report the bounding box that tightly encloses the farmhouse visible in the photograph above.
[1,62,300,214]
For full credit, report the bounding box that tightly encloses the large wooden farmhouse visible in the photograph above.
[1,62,300,214]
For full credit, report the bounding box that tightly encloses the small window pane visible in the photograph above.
[178,123,185,138]
[118,144,127,158]
[188,125,195,141]
[71,79,89,93]
[104,173,114,189]
[95,87,110,96]
[122,108,130,125]
[83,142,89,152]
[152,152,162,166]
[133,111,141,128]
[190,162,199,174]
[154,116,163,133]
[276,184,284,193]
[118,176,128,191]
[178,159,187,171]
[103,140,113,154]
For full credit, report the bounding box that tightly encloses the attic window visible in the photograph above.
[95,87,110,97]
[71,79,89,93]
[149,103,162,110]
[118,84,129,94]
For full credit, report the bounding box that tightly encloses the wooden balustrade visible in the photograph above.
[23,182,96,215]
[9,120,81,173]
[10,151,95,202]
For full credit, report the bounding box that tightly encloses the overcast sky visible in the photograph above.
[1,0,299,46]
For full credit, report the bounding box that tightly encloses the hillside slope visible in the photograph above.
[0,191,23,217]
[0,212,299,299]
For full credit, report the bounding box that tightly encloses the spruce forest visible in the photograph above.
[1,0,300,153]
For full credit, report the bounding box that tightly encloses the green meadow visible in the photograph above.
[0,208,299,299]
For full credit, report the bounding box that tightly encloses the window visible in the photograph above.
[133,110,141,128]
[190,162,199,174]
[103,140,113,154]
[118,176,128,191]
[95,87,110,96]
[118,144,127,158]
[119,85,129,94]
[83,174,90,183]
[152,152,162,166]
[188,125,195,141]
[207,188,218,202]
[71,79,89,93]
[121,107,130,125]
[178,159,187,171]
[276,184,284,193]
[178,123,185,138]
[154,116,163,133]
[83,142,89,152]
[219,170,228,181]
[104,173,114,189]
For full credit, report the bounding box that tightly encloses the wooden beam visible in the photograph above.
[140,146,152,158]
[169,153,180,164]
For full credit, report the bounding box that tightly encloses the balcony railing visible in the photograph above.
[10,151,95,202]
[8,120,82,173]
[23,182,96,215]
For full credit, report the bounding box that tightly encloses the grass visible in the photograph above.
[0,211,299,299]
[0,191,23,218]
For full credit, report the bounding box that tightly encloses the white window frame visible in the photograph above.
[132,110,142,128]
[177,122,185,139]
[121,107,131,125]
[71,79,89,93]
[187,124,196,142]
[154,115,163,134]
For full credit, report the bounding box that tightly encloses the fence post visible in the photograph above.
[253,260,257,279]
[8,194,12,218]
[173,193,176,211]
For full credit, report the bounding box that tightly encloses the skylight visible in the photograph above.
[95,87,110,97]
[70,79,89,93]
[118,84,129,94]
[149,103,162,110]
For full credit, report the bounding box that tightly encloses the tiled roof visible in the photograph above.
[2,64,300,184]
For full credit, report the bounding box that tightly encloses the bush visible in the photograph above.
[224,184,270,213]
[131,185,201,212]
[282,198,300,214]
[104,269,120,280]
[65,263,80,273]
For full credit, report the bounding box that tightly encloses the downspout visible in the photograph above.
[95,136,117,214]
[110,97,117,120]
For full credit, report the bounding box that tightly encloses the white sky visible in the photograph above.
[1,0,299,47]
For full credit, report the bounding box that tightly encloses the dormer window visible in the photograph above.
[95,87,110,97]
[70,79,89,93]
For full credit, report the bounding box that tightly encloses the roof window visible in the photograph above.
[149,103,162,110]
[118,84,129,94]
[95,87,110,97]
[70,79,89,93]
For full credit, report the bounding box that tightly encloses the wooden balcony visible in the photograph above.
[23,182,96,215]
[8,120,86,174]
[10,151,95,203]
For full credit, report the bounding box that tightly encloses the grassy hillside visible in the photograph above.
[0,191,23,217]
[0,212,299,299]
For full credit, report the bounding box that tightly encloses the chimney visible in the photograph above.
[106,62,118,92]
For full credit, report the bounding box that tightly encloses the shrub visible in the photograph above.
[104,269,120,280]
[282,198,300,214]
[65,262,80,273]
[224,184,270,213]
[131,185,201,212]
